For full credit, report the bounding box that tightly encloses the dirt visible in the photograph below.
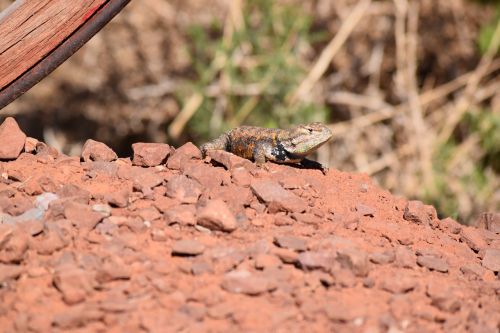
[0,117,499,333]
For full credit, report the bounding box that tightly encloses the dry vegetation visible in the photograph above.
[0,0,499,223]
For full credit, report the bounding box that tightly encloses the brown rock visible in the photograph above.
[474,212,500,233]
[206,150,256,171]
[426,281,461,313]
[24,137,39,154]
[417,255,449,273]
[172,239,205,256]
[96,256,131,283]
[164,205,196,226]
[0,226,29,263]
[336,247,370,277]
[0,263,24,283]
[369,250,395,265]
[297,251,334,271]
[221,270,276,295]
[355,203,375,217]
[460,226,487,252]
[132,142,172,167]
[439,217,462,234]
[482,249,500,272]
[403,200,435,225]
[272,247,299,264]
[380,274,417,293]
[64,201,104,232]
[197,199,237,232]
[273,235,308,252]
[166,142,202,170]
[104,189,129,208]
[166,175,202,204]
[0,117,26,160]
[254,254,282,270]
[250,179,307,213]
[291,212,324,225]
[81,139,117,162]
[53,267,96,305]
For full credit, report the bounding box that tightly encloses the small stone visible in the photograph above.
[251,179,307,213]
[426,281,461,313]
[172,239,205,256]
[164,205,196,226]
[274,214,294,226]
[166,142,201,170]
[0,226,29,263]
[64,201,103,232]
[191,261,214,275]
[221,270,276,295]
[336,248,369,277]
[394,246,416,268]
[24,137,39,154]
[197,199,237,232]
[272,247,299,264]
[380,274,417,293]
[474,212,500,233]
[81,139,117,162]
[273,235,308,252]
[132,142,172,167]
[231,167,252,187]
[369,250,395,265]
[104,190,129,208]
[0,117,26,160]
[417,255,449,273]
[439,217,462,234]
[254,254,282,270]
[34,192,59,211]
[91,204,112,217]
[19,219,44,236]
[207,150,256,171]
[403,200,435,225]
[166,175,202,204]
[460,263,491,280]
[0,263,24,283]
[52,304,103,329]
[297,251,334,271]
[291,213,323,225]
[460,227,487,252]
[151,228,167,242]
[482,249,500,272]
[53,267,96,305]
[355,203,375,217]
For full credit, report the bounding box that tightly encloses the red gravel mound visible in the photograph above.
[0,117,499,332]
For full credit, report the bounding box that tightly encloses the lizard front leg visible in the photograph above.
[253,143,268,167]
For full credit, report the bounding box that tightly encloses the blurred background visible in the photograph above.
[0,0,499,223]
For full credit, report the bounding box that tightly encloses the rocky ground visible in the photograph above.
[0,117,499,333]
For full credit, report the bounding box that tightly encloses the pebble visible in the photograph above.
[0,263,24,284]
[380,274,417,293]
[297,251,334,271]
[34,192,59,210]
[132,142,172,167]
[166,175,202,204]
[0,117,26,160]
[81,139,117,162]
[206,150,256,171]
[355,203,376,217]
[166,142,201,170]
[221,270,276,295]
[336,247,370,277]
[273,235,308,252]
[369,250,395,265]
[403,200,434,225]
[417,255,449,273]
[254,254,282,270]
[250,179,307,213]
[481,249,500,272]
[164,205,196,226]
[172,239,206,256]
[460,226,487,252]
[53,267,96,305]
[197,199,237,232]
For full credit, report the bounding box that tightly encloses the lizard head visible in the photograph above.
[281,122,333,157]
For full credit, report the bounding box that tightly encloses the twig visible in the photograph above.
[288,0,372,104]
[168,93,203,140]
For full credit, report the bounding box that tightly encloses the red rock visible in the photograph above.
[336,247,370,277]
[179,301,206,321]
[380,273,417,293]
[460,226,487,252]
[231,167,252,187]
[183,163,229,189]
[273,235,308,252]
[164,205,196,226]
[394,246,416,268]
[439,217,462,234]
[460,263,492,281]
[221,270,276,295]
[197,199,237,232]
[166,175,202,204]
[57,184,91,203]
[417,255,449,273]
[96,256,131,283]
[355,203,376,217]
[426,281,461,313]
[206,150,256,171]
[172,239,205,256]
[24,137,39,154]
[403,200,436,225]
[52,304,103,329]
[254,254,282,270]
[132,142,172,167]
[131,168,164,191]
[104,189,129,208]
[150,228,167,241]
[81,139,117,162]
[250,179,307,213]
[369,250,395,265]
[273,213,294,226]
[166,142,202,170]
[64,201,104,232]
[482,249,500,272]
[297,251,334,271]
[32,223,70,255]
[474,212,500,233]
[272,247,299,264]
[0,117,26,160]
[53,267,96,304]
[0,226,29,263]
[0,263,24,283]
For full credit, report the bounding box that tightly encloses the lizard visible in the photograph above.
[200,122,333,172]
